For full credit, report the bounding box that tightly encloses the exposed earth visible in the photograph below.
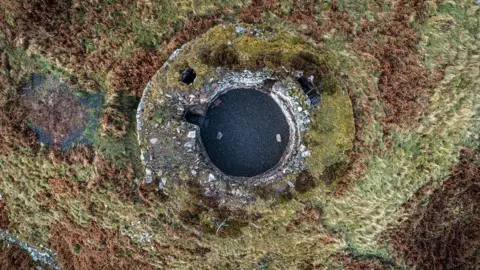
[0,1,479,269]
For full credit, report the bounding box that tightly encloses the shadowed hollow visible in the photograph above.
[200,88,290,177]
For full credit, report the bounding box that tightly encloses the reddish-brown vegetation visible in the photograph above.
[6,0,134,71]
[0,241,38,270]
[353,0,438,127]
[286,202,324,234]
[239,0,280,23]
[392,147,480,269]
[48,219,156,270]
[0,198,10,229]
[287,0,353,41]
[0,105,38,156]
[339,255,390,270]
[109,50,164,97]
[106,13,228,96]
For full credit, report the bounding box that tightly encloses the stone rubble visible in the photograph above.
[145,169,153,184]
[0,230,62,270]
[184,142,194,149]
[187,131,196,138]
[159,178,167,189]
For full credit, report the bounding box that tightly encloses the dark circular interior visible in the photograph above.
[200,88,290,177]
[180,67,196,85]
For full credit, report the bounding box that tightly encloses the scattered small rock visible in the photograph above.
[208,174,216,182]
[276,134,282,142]
[216,132,223,140]
[150,138,158,145]
[199,93,209,103]
[184,142,194,148]
[300,144,306,152]
[301,150,311,158]
[191,170,197,176]
[176,107,184,115]
[159,178,167,189]
[187,131,196,138]
[252,29,262,37]
[145,169,153,184]
[235,25,246,35]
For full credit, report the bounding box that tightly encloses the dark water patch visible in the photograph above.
[21,74,103,151]
[200,89,290,177]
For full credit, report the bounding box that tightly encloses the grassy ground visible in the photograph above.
[0,0,479,269]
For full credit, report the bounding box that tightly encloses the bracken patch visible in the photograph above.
[109,50,163,97]
[111,14,225,97]
[238,0,280,24]
[353,0,439,128]
[48,219,156,270]
[0,103,38,156]
[391,147,480,269]
[0,241,39,270]
[0,198,10,229]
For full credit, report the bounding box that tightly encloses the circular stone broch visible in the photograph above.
[137,24,355,207]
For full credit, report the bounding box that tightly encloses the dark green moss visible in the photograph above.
[322,161,349,185]
[290,51,322,76]
[295,171,317,193]
[199,43,239,67]
[179,204,207,226]
[258,51,284,68]
[252,184,293,202]
[217,218,249,238]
